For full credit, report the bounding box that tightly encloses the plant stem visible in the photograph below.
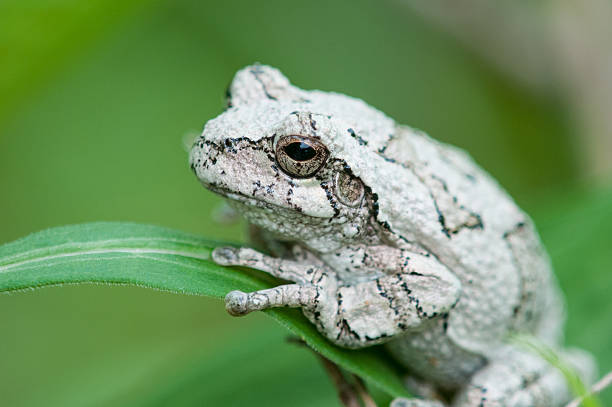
[566,371,612,407]
[287,336,376,407]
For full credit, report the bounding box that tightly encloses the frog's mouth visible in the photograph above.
[204,182,332,220]
[204,183,287,213]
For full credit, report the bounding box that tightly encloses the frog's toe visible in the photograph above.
[212,247,239,265]
[391,398,445,407]
[225,290,250,316]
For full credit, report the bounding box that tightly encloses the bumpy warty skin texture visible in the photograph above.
[190,65,595,405]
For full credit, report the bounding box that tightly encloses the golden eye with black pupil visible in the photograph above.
[284,142,316,161]
[275,135,329,178]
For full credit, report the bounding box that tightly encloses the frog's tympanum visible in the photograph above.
[190,65,595,407]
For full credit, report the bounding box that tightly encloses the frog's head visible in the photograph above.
[190,65,395,251]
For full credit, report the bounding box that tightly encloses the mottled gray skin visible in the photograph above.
[190,65,595,406]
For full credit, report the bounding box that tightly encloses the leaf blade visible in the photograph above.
[0,221,410,399]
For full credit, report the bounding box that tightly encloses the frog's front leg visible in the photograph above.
[213,247,318,284]
[325,251,461,348]
[213,246,461,348]
[224,284,318,316]
[213,246,336,317]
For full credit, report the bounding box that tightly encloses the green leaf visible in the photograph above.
[0,222,410,399]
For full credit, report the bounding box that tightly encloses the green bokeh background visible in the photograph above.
[1,0,610,405]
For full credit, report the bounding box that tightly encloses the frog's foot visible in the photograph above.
[453,345,597,407]
[391,399,445,407]
[212,246,317,284]
[213,246,339,319]
[225,284,317,316]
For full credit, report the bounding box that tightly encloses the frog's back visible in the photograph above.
[367,126,564,354]
[215,64,563,355]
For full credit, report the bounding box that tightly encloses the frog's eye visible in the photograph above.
[275,135,329,178]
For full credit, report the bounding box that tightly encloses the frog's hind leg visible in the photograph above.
[391,346,596,407]
[451,346,596,407]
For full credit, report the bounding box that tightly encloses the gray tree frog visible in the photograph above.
[189,65,596,406]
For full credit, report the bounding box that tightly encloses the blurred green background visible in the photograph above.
[1,0,610,406]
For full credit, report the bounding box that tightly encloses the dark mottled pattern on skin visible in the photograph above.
[249,66,278,101]
[194,66,592,406]
[376,146,484,240]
